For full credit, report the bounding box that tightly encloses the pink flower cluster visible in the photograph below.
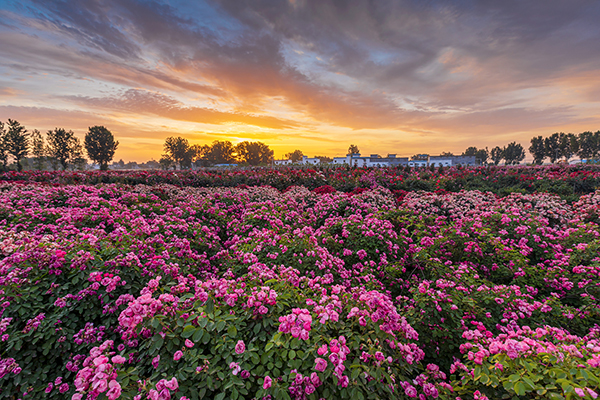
[278,308,312,340]
[147,377,178,400]
[89,271,125,293]
[72,340,124,400]
[315,336,350,386]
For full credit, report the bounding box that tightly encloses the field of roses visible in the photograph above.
[0,167,599,399]
[2,163,600,201]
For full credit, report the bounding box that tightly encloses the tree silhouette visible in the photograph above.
[544,133,561,163]
[5,119,29,171]
[529,136,546,165]
[204,140,236,165]
[162,137,193,169]
[348,144,360,155]
[46,128,82,170]
[236,141,274,166]
[490,146,504,165]
[285,149,304,162]
[503,142,525,165]
[85,126,119,171]
[31,130,46,170]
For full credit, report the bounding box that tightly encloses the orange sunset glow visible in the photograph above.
[1,0,600,162]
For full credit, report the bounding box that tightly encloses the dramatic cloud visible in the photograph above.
[1,0,599,161]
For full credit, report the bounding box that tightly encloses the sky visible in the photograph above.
[1,0,600,162]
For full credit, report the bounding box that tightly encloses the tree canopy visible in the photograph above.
[285,149,304,162]
[4,119,29,171]
[46,128,84,170]
[85,126,119,171]
[236,141,273,166]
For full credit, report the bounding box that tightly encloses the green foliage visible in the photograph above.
[46,127,84,170]
[236,141,274,166]
[84,126,119,170]
[4,119,29,171]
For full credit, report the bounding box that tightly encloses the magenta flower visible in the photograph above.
[263,375,272,389]
[173,350,183,361]
[235,340,245,354]
[111,355,126,364]
[185,339,194,348]
[314,357,327,372]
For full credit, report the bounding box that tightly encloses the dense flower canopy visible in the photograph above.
[0,166,599,399]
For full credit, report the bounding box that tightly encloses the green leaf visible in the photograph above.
[215,393,226,400]
[205,298,214,314]
[522,376,535,390]
[193,328,204,343]
[508,374,521,383]
[182,325,196,338]
[227,325,238,338]
[514,381,526,396]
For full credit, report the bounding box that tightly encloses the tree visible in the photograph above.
[529,136,546,165]
[84,126,119,171]
[0,122,8,171]
[159,156,175,170]
[46,128,82,170]
[559,133,578,162]
[162,136,194,169]
[285,150,304,162]
[4,119,29,171]
[490,146,504,165]
[462,147,477,157]
[475,148,489,165]
[236,141,274,166]
[315,155,333,164]
[440,151,454,157]
[544,133,561,163]
[348,144,360,155]
[503,142,525,165]
[463,147,488,165]
[577,131,596,160]
[204,140,236,165]
[70,139,87,170]
[191,144,211,167]
[31,129,46,170]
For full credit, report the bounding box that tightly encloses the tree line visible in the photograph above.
[2,118,599,171]
[160,138,274,169]
[528,131,600,164]
[0,119,118,171]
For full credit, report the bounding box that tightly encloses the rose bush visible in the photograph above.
[0,177,598,398]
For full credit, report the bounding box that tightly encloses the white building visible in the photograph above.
[273,159,292,166]
[300,156,321,165]
[428,155,477,167]
[408,160,427,168]
[330,153,409,167]
[428,156,453,167]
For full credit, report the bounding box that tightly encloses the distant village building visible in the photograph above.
[429,155,477,167]
[275,152,477,168]
[299,156,321,165]
[273,159,292,166]
[331,153,409,167]
[408,160,427,168]
[428,155,454,167]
